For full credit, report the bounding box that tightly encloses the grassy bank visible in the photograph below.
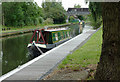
[58,27,102,76]
[2,23,70,33]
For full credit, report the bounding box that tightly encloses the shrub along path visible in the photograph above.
[44,27,102,80]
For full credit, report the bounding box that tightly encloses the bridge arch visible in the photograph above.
[66,8,90,23]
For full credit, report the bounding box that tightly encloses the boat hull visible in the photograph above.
[28,45,50,58]
[27,37,71,58]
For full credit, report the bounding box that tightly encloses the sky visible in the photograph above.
[34,0,89,10]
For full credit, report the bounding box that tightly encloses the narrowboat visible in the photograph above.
[27,27,71,57]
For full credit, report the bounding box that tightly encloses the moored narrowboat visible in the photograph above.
[27,27,71,57]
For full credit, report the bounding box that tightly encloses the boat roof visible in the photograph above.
[44,28,68,32]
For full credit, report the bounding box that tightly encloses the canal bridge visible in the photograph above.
[67,8,90,15]
[66,8,90,22]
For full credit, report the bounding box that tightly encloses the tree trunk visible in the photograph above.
[95,2,120,80]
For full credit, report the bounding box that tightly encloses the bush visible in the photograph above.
[39,17,44,24]
[34,18,39,26]
[87,14,102,29]
[69,16,75,22]
[18,20,25,27]
[43,18,54,25]
[24,17,32,26]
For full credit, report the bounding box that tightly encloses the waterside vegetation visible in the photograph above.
[2,2,67,28]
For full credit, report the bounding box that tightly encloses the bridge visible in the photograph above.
[67,8,90,15]
[66,8,90,22]
[66,8,90,23]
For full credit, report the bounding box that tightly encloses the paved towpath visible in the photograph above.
[1,25,98,80]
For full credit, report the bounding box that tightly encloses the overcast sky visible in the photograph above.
[34,0,89,10]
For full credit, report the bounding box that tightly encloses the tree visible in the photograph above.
[94,2,120,80]
[77,15,84,20]
[89,2,102,22]
[74,4,81,8]
[2,2,44,27]
[42,1,67,24]
[69,16,75,22]
[88,2,102,29]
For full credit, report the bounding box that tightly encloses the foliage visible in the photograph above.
[87,14,102,29]
[58,28,102,69]
[77,15,84,20]
[39,17,44,24]
[74,4,81,8]
[89,2,102,22]
[43,18,54,25]
[2,2,44,27]
[42,2,67,24]
[88,2,102,29]
[69,16,76,22]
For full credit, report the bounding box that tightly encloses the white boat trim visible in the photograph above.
[27,43,46,48]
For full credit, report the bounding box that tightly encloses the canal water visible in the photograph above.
[0,33,32,76]
[0,24,81,76]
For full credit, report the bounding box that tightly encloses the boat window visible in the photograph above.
[63,31,65,38]
[58,32,61,40]
[55,33,58,41]
[61,32,64,39]
[39,32,41,39]
[52,33,56,42]
[67,32,69,37]
[38,31,44,43]
[65,31,67,38]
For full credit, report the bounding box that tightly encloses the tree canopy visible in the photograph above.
[88,2,102,29]
[42,2,67,24]
[2,1,67,27]
[2,2,44,27]
[74,4,81,8]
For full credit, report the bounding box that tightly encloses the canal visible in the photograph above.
[0,33,33,76]
[0,24,81,76]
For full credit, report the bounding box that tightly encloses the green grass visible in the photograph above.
[58,28,102,70]
[2,23,70,33]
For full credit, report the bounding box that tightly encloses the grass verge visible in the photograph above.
[2,23,70,33]
[58,28,102,78]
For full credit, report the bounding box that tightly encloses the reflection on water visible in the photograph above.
[0,39,2,76]
[1,33,32,76]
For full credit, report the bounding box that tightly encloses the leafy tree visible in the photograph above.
[89,2,102,22]
[42,1,67,24]
[88,2,102,29]
[69,16,75,22]
[77,15,84,20]
[74,4,81,8]
[2,2,44,27]
[87,14,102,29]
[43,18,54,25]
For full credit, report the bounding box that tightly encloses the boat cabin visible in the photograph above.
[30,28,71,45]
